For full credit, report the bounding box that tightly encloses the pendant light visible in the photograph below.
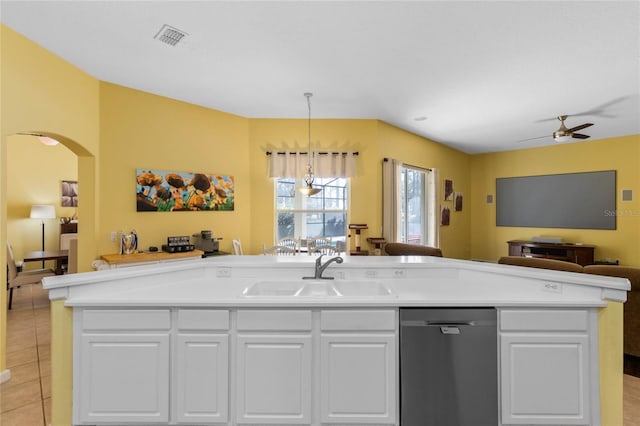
[298,92,322,196]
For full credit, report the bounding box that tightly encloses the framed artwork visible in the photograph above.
[441,206,450,226]
[136,169,235,212]
[61,180,78,207]
[454,192,463,211]
[444,179,454,200]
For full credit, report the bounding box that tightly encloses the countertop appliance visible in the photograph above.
[192,230,222,254]
[400,308,498,426]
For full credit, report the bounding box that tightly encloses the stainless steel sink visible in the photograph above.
[242,280,395,298]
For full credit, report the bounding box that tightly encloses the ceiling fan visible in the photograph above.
[552,115,593,142]
[520,115,594,143]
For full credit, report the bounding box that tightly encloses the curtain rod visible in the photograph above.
[267,151,359,156]
[383,157,432,172]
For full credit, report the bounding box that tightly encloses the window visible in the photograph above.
[400,166,427,244]
[383,158,438,247]
[275,177,349,248]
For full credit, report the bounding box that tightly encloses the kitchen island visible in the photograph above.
[43,255,629,426]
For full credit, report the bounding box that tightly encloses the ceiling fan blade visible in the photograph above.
[572,133,591,139]
[567,123,593,133]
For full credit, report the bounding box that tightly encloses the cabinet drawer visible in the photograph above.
[321,309,396,331]
[500,309,588,332]
[81,309,170,331]
[237,310,312,331]
[177,309,229,330]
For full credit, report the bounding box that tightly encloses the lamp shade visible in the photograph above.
[30,204,56,219]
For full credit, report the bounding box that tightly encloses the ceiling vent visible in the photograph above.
[154,24,188,47]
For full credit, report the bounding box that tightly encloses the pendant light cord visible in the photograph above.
[306,92,313,169]
[305,92,313,182]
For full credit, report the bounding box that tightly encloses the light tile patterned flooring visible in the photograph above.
[1,283,639,426]
[1,284,51,426]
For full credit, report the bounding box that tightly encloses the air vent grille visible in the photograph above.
[154,24,187,46]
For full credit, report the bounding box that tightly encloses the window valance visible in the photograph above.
[267,151,358,178]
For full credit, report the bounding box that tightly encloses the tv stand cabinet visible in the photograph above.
[507,240,595,266]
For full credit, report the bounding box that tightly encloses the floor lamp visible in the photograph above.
[30,204,56,268]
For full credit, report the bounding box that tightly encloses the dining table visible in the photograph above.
[23,249,69,274]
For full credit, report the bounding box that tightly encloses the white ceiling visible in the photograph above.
[1,1,639,154]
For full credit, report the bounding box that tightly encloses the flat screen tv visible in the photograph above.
[496,170,616,230]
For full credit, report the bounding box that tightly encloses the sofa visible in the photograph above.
[497,256,584,273]
[497,256,639,360]
[384,243,443,257]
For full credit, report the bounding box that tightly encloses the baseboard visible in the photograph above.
[0,368,11,384]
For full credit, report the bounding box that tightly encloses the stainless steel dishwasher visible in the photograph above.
[400,308,498,426]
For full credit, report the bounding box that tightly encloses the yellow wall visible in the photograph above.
[98,83,250,255]
[1,24,99,424]
[377,122,472,259]
[1,23,631,426]
[470,135,640,266]
[7,137,77,265]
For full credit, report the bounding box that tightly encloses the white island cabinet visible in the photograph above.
[235,310,313,424]
[75,309,171,424]
[174,309,230,424]
[44,256,629,426]
[500,309,597,425]
[320,309,397,424]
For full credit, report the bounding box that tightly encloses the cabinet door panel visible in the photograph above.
[236,334,312,424]
[175,334,229,423]
[79,334,169,424]
[501,334,589,425]
[321,334,396,424]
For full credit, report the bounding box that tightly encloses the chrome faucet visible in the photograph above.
[303,254,344,280]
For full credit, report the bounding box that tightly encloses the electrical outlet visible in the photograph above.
[216,267,232,278]
[393,269,406,278]
[541,282,562,294]
[365,269,378,278]
[110,231,117,242]
[334,271,346,280]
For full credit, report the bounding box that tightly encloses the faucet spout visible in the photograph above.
[303,254,344,280]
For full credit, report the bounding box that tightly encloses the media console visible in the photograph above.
[507,240,595,266]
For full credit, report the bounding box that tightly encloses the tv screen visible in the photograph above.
[496,170,616,230]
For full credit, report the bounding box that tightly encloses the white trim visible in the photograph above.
[0,369,11,384]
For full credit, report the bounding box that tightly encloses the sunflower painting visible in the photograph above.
[136,169,234,212]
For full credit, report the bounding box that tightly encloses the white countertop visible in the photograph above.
[43,255,630,308]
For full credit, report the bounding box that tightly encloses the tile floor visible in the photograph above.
[1,284,51,426]
[1,283,639,426]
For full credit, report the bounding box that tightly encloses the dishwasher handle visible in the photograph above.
[401,320,476,327]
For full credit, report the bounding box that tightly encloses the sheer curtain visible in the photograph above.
[382,158,402,243]
[382,158,439,247]
[268,152,357,178]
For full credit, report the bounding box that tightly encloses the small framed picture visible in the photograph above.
[61,180,78,207]
[454,192,463,211]
[444,179,454,201]
[441,206,450,226]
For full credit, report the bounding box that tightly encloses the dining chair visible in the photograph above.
[306,237,331,254]
[232,239,244,255]
[263,244,296,256]
[67,238,79,274]
[277,237,299,252]
[309,244,340,256]
[59,232,78,273]
[6,242,55,309]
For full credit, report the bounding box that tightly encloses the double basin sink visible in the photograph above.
[243,279,395,298]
